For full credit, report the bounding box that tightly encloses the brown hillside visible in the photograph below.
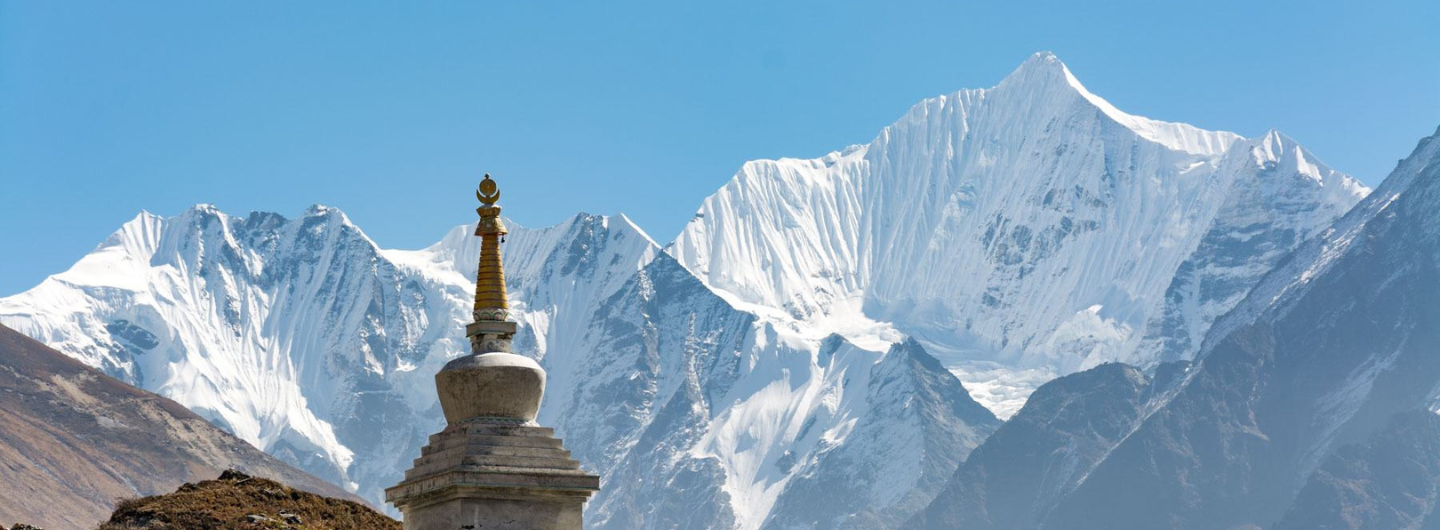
[0,324,358,530]
[98,470,398,530]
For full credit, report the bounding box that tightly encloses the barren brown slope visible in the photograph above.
[99,470,398,530]
[0,324,358,530]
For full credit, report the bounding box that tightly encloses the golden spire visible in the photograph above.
[466,174,517,354]
[473,174,509,321]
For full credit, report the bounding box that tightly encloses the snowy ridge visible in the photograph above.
[1052,57,1239,156]
[1207,126,1439,346]
[671,51,1367,416]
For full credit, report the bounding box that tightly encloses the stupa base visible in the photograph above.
[386,422,599,530]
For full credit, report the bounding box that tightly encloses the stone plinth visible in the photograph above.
[386,421,599,530]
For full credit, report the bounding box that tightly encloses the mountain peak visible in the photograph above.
[1244,129,1370,204]
[996,52,1097,99]
[302,203,353,223]
[173,203,227,226]
[1013,51,1068,76]
[993,51,1076,98]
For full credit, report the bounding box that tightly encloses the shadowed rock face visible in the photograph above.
[1275,410,1440,530]
[0,324,355,530]
[902,362,1187,530]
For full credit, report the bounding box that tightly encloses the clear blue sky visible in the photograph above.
[2,1,1437,296]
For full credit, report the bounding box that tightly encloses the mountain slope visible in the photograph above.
[0,324,352,530]
[1274,410,1440,530]
[670,52,1367,416]
[1041,126,1440,529]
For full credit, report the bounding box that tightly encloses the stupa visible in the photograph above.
[386,175,600,530]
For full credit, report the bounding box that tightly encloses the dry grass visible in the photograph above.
[96,470,399,530]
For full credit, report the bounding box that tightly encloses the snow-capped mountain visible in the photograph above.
[0,205,445,499]
[671,52,1367,416]
[0,206,998,530]
[0,52,1381,530]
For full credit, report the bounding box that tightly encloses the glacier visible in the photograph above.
[0,52,1374,529]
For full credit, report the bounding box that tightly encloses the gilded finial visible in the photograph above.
[474,174,508,238]
[477,174,501,206]
[467,173,515,354]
